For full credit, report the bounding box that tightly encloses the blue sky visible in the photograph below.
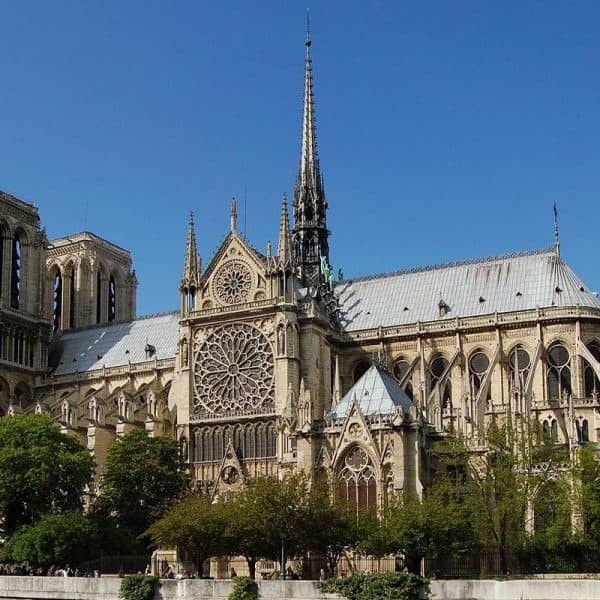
[1,1,599,315]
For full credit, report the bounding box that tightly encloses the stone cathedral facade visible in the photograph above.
[1,32,600,516]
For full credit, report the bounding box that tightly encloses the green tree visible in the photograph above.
[0,414,94,536]
[435,417,568,574]
[97,429,189,549]
[359,479,475,573]
[146,494,227,575]
[578,442,600,548]
[6,510,98,567]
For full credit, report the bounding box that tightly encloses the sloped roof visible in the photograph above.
[51,311,180,376]
[337,248,600,332]
[328,364,414,419]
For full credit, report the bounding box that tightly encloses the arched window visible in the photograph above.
[430,354,452,408]
[233,425,243,457]
[353,360,370,384]
[256,423,267,457]
[202,428,211,462]
[244,424,255,459]
[469,350,490,398]
[213,427,224,461]
[10,234,21,309]
[266,422,276,457]
[582,419,590,442]
[547,344,571,400]
[52,271,62,332]
[551,419,558,443]
[96,270,102,324]
[509,346,531,391]
[338,447,377,516]
[534,481,569,536]
[193,428,202,462]
[393,357,413,399]
[69,265,76,329]
[542,419,551,442]
[584,342,600,398]
[108,275,116,322]
[13,382,32,408]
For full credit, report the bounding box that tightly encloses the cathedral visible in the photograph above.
[2,29,600,520]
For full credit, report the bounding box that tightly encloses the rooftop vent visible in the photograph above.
[516,291,523,297]
[555,286,562,293]
[479,296,486,303]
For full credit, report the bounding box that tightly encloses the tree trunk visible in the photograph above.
[246,557,256,580]
[405,555,421,575]
[499,546,509,575]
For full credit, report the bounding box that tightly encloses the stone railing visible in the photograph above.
[344,305,600,343]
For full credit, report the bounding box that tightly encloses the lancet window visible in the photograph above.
[96,270,102,324]
[509,346,531,392]
[353,360,370,384]
[10,234,21,309]
[69,265,76,329]
[583,342,600,398]
[337,446,377,516]
[547,344,571,401]
[576,419,590,443]
[392,357,413,400]
[192,420,277,462]
[53,271,62,332]
[108,275,116,322]
[430,354,451,409]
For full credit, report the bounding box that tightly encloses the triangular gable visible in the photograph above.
[211,439,245,500]
[201,230,266,284]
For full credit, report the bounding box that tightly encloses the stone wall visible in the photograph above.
[3,576,600,600]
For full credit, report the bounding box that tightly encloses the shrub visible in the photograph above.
[228,575,258,600]
[119,574,159,600]
[316,572,429,600]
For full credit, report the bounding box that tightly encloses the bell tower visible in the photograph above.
[292,20,330,289]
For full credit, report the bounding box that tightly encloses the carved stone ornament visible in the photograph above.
[193,323,274,416]
[348,423,362,438]
[221,466,239,485]
[213,260,253,305]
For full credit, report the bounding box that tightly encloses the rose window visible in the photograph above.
[214,261,253,305]
[194,323,274,416]
[345,447,369,471]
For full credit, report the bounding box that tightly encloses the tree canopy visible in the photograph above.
[97,429,189,548]
[0,414,94,536]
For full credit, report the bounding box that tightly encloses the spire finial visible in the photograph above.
[553,202,560,256]
[277,191,294,266]
[230,196,237,232]
[182,210,201,288]
[305,9,311,50]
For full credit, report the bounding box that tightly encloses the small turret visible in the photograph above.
[277,192,294,268]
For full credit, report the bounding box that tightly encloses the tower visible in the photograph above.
[180,211,201,315]
[292,21,330,289]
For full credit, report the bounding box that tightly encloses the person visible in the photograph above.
[319,568,327,581]
[144,564,152,576]
[230,567,237,578]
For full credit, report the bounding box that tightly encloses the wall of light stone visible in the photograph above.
[3,576,600,599]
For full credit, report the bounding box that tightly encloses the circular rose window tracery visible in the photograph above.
[194,323,274,416]
[214,261,253,305]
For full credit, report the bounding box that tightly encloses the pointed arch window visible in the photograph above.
[337,447,377,516]
[469,351,490,397]
[509,346,531,391]
[52,271,63,332]
[266,422,276,457]
[353,360,370,384]
[96,270,102,324]
[10,234,21,309]
[547,344,571,401]
[69,266,76,329]
[108,275,116,322]
[393,358,413,400]
[583,342,600,398]
[430,354,452,408]
[244,424,255,459]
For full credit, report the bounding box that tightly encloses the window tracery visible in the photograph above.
[214,260,253,305]
[583,342,600,398]
[430,354,452,408]
[509,346,530,391]
[193,323,274,417]
[337,447,377,515]
[547,343,571,400]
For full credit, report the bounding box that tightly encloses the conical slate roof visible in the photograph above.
[328,364,414,419]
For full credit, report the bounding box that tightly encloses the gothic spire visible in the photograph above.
[181,211,200,288]
[292,16,330,288]
[277,192,294,266]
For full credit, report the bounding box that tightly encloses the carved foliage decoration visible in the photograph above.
[213,260,253,305]
[193,323,274,416]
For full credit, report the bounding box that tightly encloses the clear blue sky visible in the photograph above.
[1,1,599,315]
